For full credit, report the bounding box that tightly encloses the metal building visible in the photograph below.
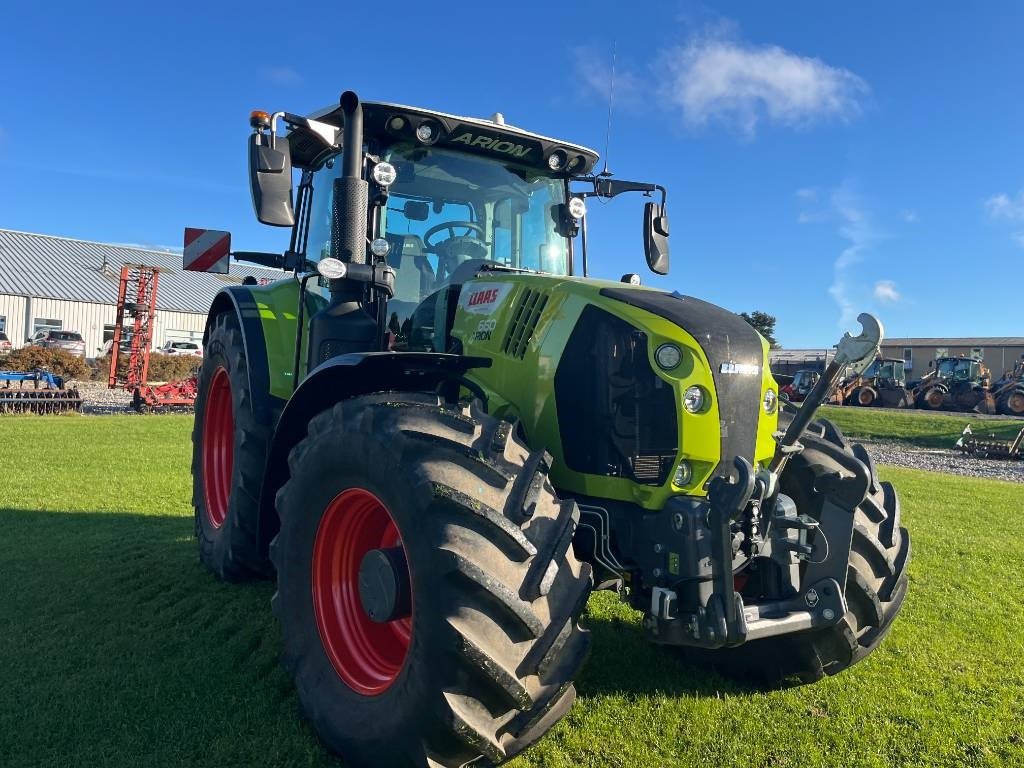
[0,229,282,357]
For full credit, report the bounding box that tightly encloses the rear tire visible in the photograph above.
[678,414,910,685]
[998,387,1024,416]
[916,385,946,410]
[271,393,593,768]
[854,386,877,407]
[191,311,271,581]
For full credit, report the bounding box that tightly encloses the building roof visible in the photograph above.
[769,348,836,361]
[0,229,285,314]
[882,337,1024,347]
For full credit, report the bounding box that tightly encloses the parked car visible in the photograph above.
[98,337,135,356]
[157,341,202,357]
[27,329,86,357]
[0,331,11,353]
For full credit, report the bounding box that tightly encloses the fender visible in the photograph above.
[255,352,491,556]
[205,287,288,422]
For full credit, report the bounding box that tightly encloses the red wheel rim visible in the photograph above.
[202,367,234,529]
[312,488,412,696]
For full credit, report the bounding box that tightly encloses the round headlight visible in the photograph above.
[655,343,682,370]
[673,460,693,487]
[317,257,347,280]
[547,150,567,170]
[763,388,778,414]
[683,385,706,414]
[370,238,391,258]
[371,162,397,187]
[568,196,587,218]
[415,122,438,144]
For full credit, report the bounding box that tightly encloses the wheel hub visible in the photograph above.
[358,546,411,623]
[312,488,412,696]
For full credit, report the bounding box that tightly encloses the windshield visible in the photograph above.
[936,359,957,378]
[380,145,568,305]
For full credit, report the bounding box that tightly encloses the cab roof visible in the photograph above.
[286,98,600,176]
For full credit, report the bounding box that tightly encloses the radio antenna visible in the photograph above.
[599,40,617,178]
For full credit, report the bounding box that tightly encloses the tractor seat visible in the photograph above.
[386,234,433,303]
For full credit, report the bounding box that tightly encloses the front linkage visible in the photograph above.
[642,314,884,650]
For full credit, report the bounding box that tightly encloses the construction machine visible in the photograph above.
[914,355,990,412]
[986,357,1024,417]
[187,92,910,767]
[831,357,913,408]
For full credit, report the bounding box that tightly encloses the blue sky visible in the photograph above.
[1,1,1021,347]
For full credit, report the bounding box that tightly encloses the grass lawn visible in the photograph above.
[1,415,1022,767]
[818,405,1024,449]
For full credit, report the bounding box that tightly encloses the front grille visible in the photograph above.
[503,289,548,359]
[554,306,678,485]
[630,454,676,483]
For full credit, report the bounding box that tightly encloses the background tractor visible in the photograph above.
[187,91,910,768]
[914,355,991,412]
[986,356,1024,416]
[831,357,913,408]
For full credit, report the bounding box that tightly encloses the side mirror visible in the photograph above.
[248,133,295,227]
[643,202,670,275]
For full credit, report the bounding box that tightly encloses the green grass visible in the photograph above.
[1,415,1022,767]
[818,405,1024,449]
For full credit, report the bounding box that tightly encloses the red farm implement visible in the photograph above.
[108,264,197,411]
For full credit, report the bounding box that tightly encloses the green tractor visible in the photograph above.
[187,91,910,768]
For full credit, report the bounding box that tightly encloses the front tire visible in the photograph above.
[191,311,271,581]
[271,393,593,767]
[678,414,910,685]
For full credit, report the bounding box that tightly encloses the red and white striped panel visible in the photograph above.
[183,228,231,274]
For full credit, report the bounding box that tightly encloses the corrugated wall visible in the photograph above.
[0,294,28,342]
[0,294,206,357]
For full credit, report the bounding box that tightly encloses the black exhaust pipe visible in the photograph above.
[307,90,378,369]
[333,90,367,265]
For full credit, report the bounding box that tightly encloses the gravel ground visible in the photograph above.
[860,439,1024,483]
[74,381,136,415]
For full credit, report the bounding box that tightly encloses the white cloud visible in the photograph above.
[827,186,872,330]
[986,190,1024,220]
[265,67,303,86]
[873,280,901,303]
[901,209,918,223]
[658,34,868,136]
[796,187,818,201]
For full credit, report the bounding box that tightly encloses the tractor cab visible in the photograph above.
[301,131,583,350]
[862,357,907,386]
[935,356,987,385]
[241,95,669,364]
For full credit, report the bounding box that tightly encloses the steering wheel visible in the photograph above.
[423,221,489,285]
[423,221,486,251]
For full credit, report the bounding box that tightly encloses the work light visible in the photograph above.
[317,258,347,279]
[372,162,397,187]
[655,343,681,370]
[683,385,706,413]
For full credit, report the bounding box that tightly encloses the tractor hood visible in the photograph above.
[452,275,778,509]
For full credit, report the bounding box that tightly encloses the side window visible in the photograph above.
[306,156,345,265]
